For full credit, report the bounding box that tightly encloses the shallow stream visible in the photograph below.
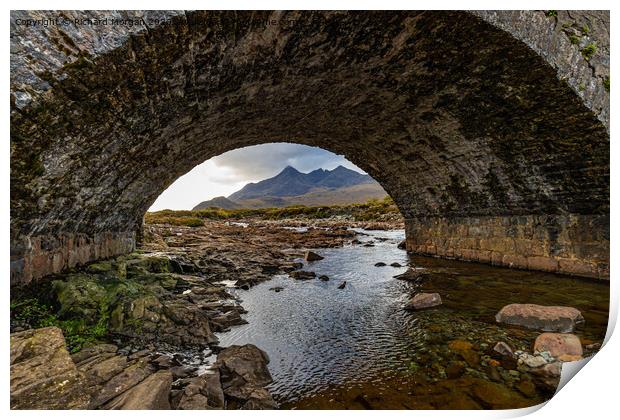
[217,229,609,409]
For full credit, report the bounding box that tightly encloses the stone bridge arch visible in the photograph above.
[10,10,609,284]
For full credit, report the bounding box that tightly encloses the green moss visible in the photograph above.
[125,255,171,277]
[582,24,590,35]
[11,297,109,353]
[581,42,597,61]
[603,77,610,92]
[545,10,557,17]
[569,34,581,45]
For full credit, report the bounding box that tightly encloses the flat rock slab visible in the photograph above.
[405,292,442,310]
[496,304,584,333]
[104,370,172,409]
[534,333,583,358]
[10,327,91,409]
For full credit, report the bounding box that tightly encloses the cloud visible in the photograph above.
[211,143,364,179]
[149,142,366,211]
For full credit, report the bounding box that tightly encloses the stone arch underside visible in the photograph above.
[10,10,609,284]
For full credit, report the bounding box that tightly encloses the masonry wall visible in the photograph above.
[10,232,136,285]
[405,214,609,280]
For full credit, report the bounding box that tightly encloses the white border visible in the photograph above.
[3,2,617,419]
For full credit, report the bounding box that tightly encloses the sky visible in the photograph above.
[148,143,365,211]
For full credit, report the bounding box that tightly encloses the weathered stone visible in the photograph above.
[448,340,479,366]
[178,370,225,410]
[104,370,172,410]
[492,341,515,358]
[405,214,609,280]
[519,354,548,369]
[216,344,273,389]
[89,358,156,408]
[405,293,442,310]
[533,333,583,358]
[289,270,316,280]
[9,11,609,285]
[394,268,428,282]
[216,344,276,409]
[71,343,119,364]
[495,303,585,332]
[304,250,324,261]
[530,361,562,392]
[10,327,91,409]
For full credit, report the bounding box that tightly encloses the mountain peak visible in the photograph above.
[279,165,301,175]
[228,164,376,202]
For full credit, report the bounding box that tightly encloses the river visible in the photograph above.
[216,228,609,409]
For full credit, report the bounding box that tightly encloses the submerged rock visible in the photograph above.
[495,303,584,332]
[393,268,429,282]
[289,270,316,280]
[492,341,515,359]
[448,340,479,366]
[319,275,330,281]
[390,262,402,267]
[405,293,442,310]
[269,286,284,292]
[304,250,324,261]
[533,333,583,358]
[337,281,347,289]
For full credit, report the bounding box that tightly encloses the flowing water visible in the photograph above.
[217,229,609,409]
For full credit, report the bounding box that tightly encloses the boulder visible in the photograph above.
[533,333,583,358]
[405,293,442,310]
[495,303,584,332]
[289,270,316,280]
[103,370,172,409]
[10,327,91,409]
[374,262,387,267]
[216,344,273,388]
[390,262,402,267]
[337,281,347,289]
[215,344,276,409]
[304,251,324,262]
[319,275,330,281]
[177,370,225,410]
[397,240,407,250]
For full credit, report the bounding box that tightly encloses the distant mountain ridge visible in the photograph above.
[193,165,386,210]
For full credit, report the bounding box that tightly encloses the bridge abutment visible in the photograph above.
[405,215,609,280]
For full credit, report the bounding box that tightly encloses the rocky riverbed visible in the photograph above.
[10,218,401,409]
[10,217,608,410]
